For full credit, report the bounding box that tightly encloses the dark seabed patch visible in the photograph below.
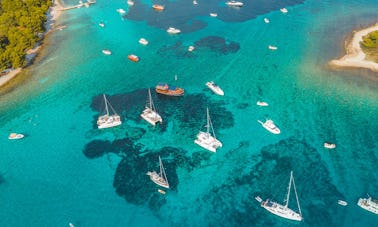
[192,137,344,226]
[85,90,233,212]
[124,0,305,32]
[194,36,240,54]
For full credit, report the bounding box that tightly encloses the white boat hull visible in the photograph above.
[261,200,302,221]
[97,115,122,129]
[206,81,224,96]
[258,120,280,134]
[357,197,378,215]
[141,108,162,126]
[147,171,169,189]
[8,133,24,140]
[194,131,222,152]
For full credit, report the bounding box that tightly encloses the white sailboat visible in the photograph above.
[147,156,169,189]
[97,94,122,129]
[194,108,222,152]
[141,88,162,126]
[260,171,303,221]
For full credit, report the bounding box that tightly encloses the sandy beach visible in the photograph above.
[329,22,378,72]
[0,0,64,88]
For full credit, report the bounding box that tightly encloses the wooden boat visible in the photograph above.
[128,54,139,62]
[155,82,184,96]
[152,4,164,11]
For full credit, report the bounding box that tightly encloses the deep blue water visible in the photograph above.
[1,0,378,226]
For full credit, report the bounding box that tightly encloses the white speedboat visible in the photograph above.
[194,108,222,152]
[188,46,195,52]
[260,171,303,222]
[268,45,277,50]
[193,0,198,5]
[167,27,181,34]
[280,8,288,13]
[99,22,105,27]
[127,0,134,6]
[102,49,112,55]
[116,8,126,14]
[147,156,169,189]
[141,89,162,126]
[206,81,224,96]
[97,94,122,129]
[139,38,149,45]
[256,101,269,106]
[357,195,378,215]
[338,200,348,206]
[210,13,218,17]
[264,18,270,23]
[324,143,336,149]
[226,1,244,7]
[258,119,280,134]
[8,133,24,140]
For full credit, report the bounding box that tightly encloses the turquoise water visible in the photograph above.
[1,0,378,226]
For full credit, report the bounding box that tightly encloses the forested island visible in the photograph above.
[0,0,52,71]
[361,30,378,62]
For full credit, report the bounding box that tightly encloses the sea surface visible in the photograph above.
[1,0,378,226]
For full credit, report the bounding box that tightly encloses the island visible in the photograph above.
[329,22,378,72]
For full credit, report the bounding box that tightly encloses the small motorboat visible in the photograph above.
[188,46,195,52]
[210,13,218,17]
[256,101,269,106]
[167,27,181,34]
[264,18,270,23]
[152,4,164,11]
[99,22,105,27]
[255,196,263,203]
[139,38,149,45]
[206,81,224,96]
[155,82,184,96]
[102,49,112,55]
[268,45,278,50]
[8,133,24,140]
[226,1,244,7]
[193,0,198,5]
[338,200,348,206]
[116,8,126,14]
[128,54,139,62]
[258,119,281,134]
[158,189,166,194]
[280,8,288,13]
[127,0,134,6]
[324,143,336,149]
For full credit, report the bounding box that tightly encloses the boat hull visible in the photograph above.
[261,200,302,221]
[141,108,162,126]
[8,133,24,140]
[206,82,224,96]
[357,197,378,215]
[194,131,222,152]
[97,115,122,129]
[147,171,169,189]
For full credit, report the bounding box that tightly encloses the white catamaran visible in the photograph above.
[141,88,162,126]
[97,94,122,129]
[146,156,169,189]
[260,171,303,221]
[194,108,222,152]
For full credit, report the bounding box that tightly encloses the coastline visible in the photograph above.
[329,22,378,72]
[0,0,64,88]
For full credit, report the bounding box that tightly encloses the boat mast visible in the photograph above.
[285,171,293,207]
[159,156,169,185]
[103,94,109,116]
[148,88,153,109]
[292,172,302,216]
